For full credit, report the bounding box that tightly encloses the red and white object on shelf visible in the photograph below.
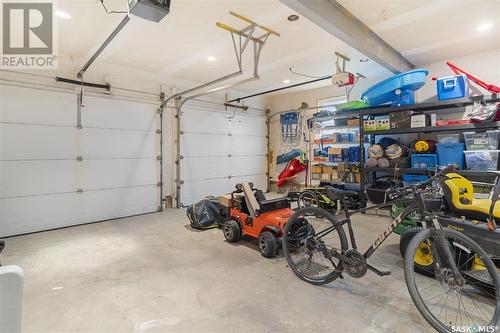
[332,72,355,87]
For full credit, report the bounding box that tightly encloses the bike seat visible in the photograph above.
[325,188,358,201]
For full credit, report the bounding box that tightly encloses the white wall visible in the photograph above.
[418,48,500,101]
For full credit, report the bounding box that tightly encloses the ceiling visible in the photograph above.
[54,0,499,97]
[337,0,500,65]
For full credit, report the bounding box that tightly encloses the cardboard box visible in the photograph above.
[411,114,430,128]
[321,173,331,181]
[376,119,390,130]
[347,118,360,126]
[331,171,339,181]
[354,173,361,183]
[312,173,322,180]
[328,147,342,155]
[219,194,233,207]
[337,162,346,172]
[389,111,412,129]
[363,120,376,131]
[322,166,334,174]
[311,165,322,173]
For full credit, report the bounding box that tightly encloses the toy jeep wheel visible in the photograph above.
[223,220,242,242]
[400,227,435,277]
[258,231,279,258]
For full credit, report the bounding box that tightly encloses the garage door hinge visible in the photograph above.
[157,155,162,161]
[228,133,232,136]
[76,188,83,194]
[265,172,269,176]
[179,155,184,160]
[228,175,232,179]
[76,156,83,161]
[160,92,165,101]
[156,129,162,134]
[176,180,184,185]
[157,182,163,187]
[157,108,162,114]
[179,130,184,135]
[228,154,232,158]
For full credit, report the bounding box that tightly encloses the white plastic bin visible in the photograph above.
[437,133,460,144]
[464,150,500,170]
[463,130,500,150]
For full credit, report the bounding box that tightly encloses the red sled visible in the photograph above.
[277,159,306,187]
[446,61,500,93]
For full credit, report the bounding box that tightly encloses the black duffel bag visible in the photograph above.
[186,197,222,230]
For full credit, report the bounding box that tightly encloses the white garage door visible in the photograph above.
[180,102,268,206]
[0,85,160,237]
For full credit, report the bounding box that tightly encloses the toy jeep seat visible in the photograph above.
[241,182,289,217]
[442,173,500,223]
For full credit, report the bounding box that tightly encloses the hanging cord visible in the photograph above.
[100,0,128,14]
[289,67,328,79]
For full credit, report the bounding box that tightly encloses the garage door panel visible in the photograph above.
[181,133,229,157]
[181,178,229,206]
[0,186,158,237]
[182,108,231,134]
[230,116,267,136]
[231,156,267,176]
[80,128,157,159]
[230,175,267,192]
[182,156,230,182]
[0,85,76,126]
[83,96,157,131]
[0,161,77,198]
[81,159,157,190]
[0,124,77,160]
[230,136,267,155]
[0,193,80,237]
[79,186,158,222]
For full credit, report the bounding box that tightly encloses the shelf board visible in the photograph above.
[362,121,500,135]
[312,124,359,131]
[365,167,431,174]
[359,94,499,116]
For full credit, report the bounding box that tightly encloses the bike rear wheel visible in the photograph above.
[283,206,348,285]
[404,228,500,333]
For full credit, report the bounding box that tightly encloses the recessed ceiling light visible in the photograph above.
[287,15,299,22]
[206,56,216,62]
[283,79,291,84]
[476,22,493,32]
[360,58,370,62]
[55,10,71,19]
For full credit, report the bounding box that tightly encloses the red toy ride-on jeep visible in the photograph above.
[221,182,293,257]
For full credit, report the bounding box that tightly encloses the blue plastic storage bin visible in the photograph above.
[403,174,429,184]
[361,69,428,106]
[411,154,437,169]
[437,143,465,169]
[437,74,469,101]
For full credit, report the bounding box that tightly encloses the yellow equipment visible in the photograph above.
[442,173,500,224]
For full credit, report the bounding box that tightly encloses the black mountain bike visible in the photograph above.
[283,165,500,333]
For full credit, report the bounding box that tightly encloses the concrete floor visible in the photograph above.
[2,210,435,333]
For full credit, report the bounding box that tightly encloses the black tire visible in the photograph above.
[223,220,242,242]
[297,191,320,210]
[404,228,500,333]
[400,227,436,277]
[283,206,348,285]
[258,231,279,258]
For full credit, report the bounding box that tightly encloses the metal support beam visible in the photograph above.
[78,15,131,78]
[280,0,414,74]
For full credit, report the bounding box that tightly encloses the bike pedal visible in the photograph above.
[379,271,391,276]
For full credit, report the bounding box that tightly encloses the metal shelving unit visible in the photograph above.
[359,93,500,207]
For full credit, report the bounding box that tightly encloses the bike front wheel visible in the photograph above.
[283,206,348,285]
[404,228,500,333]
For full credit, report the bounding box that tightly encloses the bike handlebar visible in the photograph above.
[418,164,456,188]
